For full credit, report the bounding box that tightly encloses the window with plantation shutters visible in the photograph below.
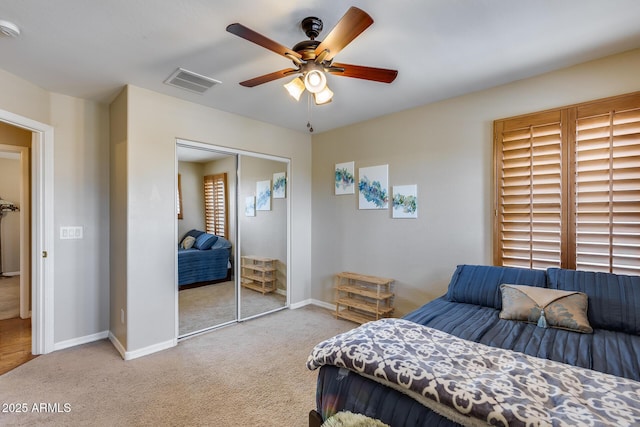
[494,91,640,274]
[574,97,640,274]
[204,173,228,239]
[494,111,564,270]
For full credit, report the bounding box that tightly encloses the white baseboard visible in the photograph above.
[108,333,176,361]
[0,271,20,277]
[53,330,109,352]
[123,338,176,361]
[108,332,126,359]
[290,299,334,311]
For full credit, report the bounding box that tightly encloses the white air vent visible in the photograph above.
[164,68,221,94]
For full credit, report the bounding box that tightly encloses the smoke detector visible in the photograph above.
[0,20,20,38]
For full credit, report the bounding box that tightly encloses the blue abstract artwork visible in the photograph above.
[358,165,388,210]
[256,180,271,211]
[245,196,255,216]
[273,172,286,199]
[335,161,355,195]
[392,184,418,218]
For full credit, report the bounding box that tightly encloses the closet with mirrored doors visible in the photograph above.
[176,141,289,338]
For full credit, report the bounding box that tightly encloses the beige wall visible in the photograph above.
[0,69,110,345]
[311,48,640,316]
[177,161,206,238]
[109,88,128,347]
[0,69,50,123]
[117,85,311,354]
[50,93,110,343]
[0,157,21,273]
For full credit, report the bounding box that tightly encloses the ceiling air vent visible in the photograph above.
[164,68,221,94]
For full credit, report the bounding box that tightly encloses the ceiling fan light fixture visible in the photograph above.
[304,70,326,93]
[0,20,20,38]
[284,77,305,101]
[314,86,334,105]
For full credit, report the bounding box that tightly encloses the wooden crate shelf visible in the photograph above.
[241,256,277,294]
[334,272,394,324]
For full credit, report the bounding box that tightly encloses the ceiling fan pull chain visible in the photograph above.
[307,92,314,132]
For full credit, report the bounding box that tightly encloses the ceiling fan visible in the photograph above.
[226,6,398,106]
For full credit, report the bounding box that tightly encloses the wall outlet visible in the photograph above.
[120,308,125,324]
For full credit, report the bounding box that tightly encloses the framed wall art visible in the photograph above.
[273,172,286,199]
[245,196,256,217]
[256,180,271,211]
[335,161,355,195]
[358,164,389,210]
[392,184,418,218]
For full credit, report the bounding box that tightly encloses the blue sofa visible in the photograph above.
[311,265,640,427]
[178,229,232,287]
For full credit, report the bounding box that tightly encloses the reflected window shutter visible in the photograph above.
[574,95,640,274]
[495,111,564,270]
[204,173,228,239]
[177,174,183,220]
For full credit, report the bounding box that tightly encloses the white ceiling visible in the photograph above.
[1,0,640,134]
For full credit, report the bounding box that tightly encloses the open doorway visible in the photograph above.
[0,126,33,373]
[0,108,55,362]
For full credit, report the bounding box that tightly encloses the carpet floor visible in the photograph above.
[179,281,286,336]
[0,305,355,426]
[0,276,20,320]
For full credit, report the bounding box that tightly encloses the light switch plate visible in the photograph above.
[60,226,84,239]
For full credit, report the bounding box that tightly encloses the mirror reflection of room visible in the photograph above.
[176,146,289,336]
[177,147,237,337]
[239,155,287,320]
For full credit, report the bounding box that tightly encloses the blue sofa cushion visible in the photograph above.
[547,268,640,335]
[445,264,547,309]
[193,232,218,250]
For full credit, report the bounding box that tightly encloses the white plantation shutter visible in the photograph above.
[494,91,640,273]
[574,96,640,274]
[204,173,228,239]
[495,111,564,269]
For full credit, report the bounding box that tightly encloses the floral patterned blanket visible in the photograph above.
[307,318,640,427]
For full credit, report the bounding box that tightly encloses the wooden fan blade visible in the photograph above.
[227,23,302,60]
[328,63,398,83]
[239,68,298,87]
[314,7,373,62]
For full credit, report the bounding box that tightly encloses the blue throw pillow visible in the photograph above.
[180,229,204,247]
[547,268,640,334]
[193,233,218,250]
[445,264,547,309]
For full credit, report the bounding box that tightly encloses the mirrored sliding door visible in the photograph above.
[238,154,288,320]
[177,144,237,337]
[176,141,289,337]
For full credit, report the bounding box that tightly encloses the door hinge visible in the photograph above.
[42,251,48,258]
